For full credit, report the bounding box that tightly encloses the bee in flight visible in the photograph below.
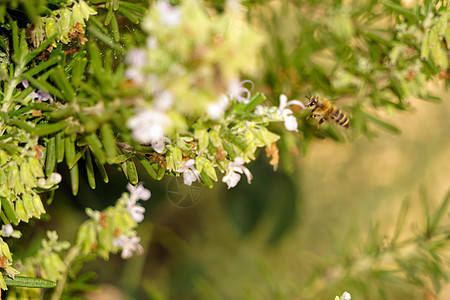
[306,96,349,129]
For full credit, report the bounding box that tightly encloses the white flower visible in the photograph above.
[126,49,147,67]
[176,159,201,186]
[2,224,13,237]
[50,172,62,184]
[146,37,158,49]
[125,67,145,85]
[127,182,151,202]
[151,136,171,153]
[37,172,62,189]
[227,79,253,104]
[126,198,146,223]
[113,235,144,259]
[207,94,229,120]
[222,157,253,189]
[255,105,265,115]
[153,90,174,111]
[340,292,351,300]
[127,108,171,145]
[278,94,306,132]
[157,1,182,27]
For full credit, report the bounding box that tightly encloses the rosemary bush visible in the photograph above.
[0,0,448,298]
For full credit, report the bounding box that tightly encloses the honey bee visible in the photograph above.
[306,96,349,129]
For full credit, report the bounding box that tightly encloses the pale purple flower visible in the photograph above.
[278,94,306,132]
[176,159,201,186]
[126,49,147,66]
[228,79,253,104]
[22,79,30,88]
[157,1,182,27]
[127,108,171,145]
[2,224,13,237]
[340,292,351,300]
[21,79,53,102]
[126,183,150,222]
[222,157,253,189]
[126,198,146,223]
[127,182,151,202]
[125,67,146,85]
[207,94,229,120]
[113,235,144,259]
[151,136,171,153]
[146,37,158,49]
[153,90,174,111]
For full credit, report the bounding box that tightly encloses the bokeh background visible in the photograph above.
[29,80,447,300]
[7,0,450,299]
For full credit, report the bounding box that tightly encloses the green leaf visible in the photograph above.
[85,133,106,164]
[381,1,419,23]
[56,132,65,163]
[363,112,401,134]
[10,19,20,61]
[109,153,133,164]
[87,26,125,54]
[105,5,115,25]
[49,106,75,121]
[84,149,96,189]
[24,55,62,77]
[236,93,267,112]
[136,154,158,179]
[126,158,138,185]
[0,197,19,226]
[3,276,56,288]
[110,14,120,42]
[157,164,165,180]
[117,6,141,24]
[70,163,79,196]
[199,170,213,189]
[51,67,75,102]
[93,154,109,183]
[391,196,410,246]
[65,133,77,168]
[428,190,450,237]
[0,142,20,154]
[119,1,148,15]
[45,136,57,176]
[101,123,118,160]
[71,57,88,88]
[6,119,35,133]
[65,50,87,74]
[33,120,69,136]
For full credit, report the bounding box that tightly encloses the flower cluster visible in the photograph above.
[122,0,301,189]
[76,183,151,260]
[28,0,97,47]
[335,292,351,300]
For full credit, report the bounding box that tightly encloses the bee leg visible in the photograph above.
[317,118,324,128]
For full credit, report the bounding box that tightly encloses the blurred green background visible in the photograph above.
[33,81,448,300]
[7,0,449,299]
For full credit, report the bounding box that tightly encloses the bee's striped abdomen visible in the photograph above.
[330,107,349,128]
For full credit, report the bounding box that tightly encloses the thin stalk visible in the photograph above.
[1,59,25,113]
[51,245,80,300]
